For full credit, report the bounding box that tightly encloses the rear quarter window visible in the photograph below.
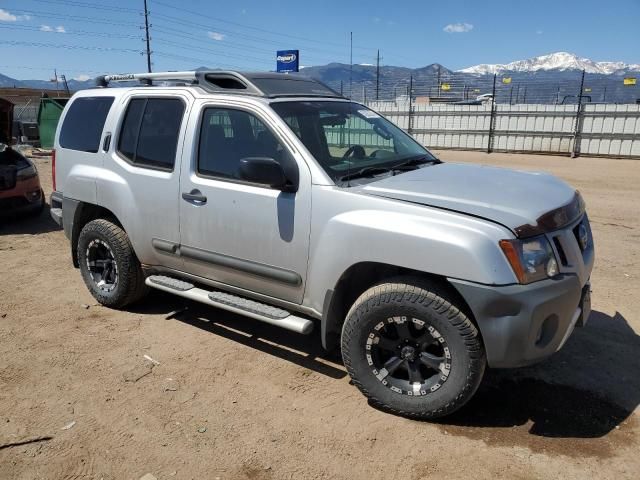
[117,97,185,170]
[59,96,114,153]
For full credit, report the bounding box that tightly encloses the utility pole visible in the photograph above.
[349,32,353,99]
[487,73,497,153]
[571,69,586,158]
[143,0,152,73]
[376,49,380,101]
[408,74,413,134]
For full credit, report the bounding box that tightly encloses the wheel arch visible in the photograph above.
[70,202,124,267]
[321,261,477,352]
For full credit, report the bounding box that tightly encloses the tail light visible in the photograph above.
[52,149,56,191]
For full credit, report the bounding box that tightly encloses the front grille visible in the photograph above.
[553,237,569,266]
[0,196,30,209]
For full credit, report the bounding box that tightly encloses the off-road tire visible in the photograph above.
[341,277,486,419]
[77,219,148,308]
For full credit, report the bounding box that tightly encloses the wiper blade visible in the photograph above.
[392,155,441,170]
[338,166,393,182]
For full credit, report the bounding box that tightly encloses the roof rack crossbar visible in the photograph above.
[96,71,198,87]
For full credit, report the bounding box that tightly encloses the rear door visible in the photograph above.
[97,93,190,270]
[178,100,312,304]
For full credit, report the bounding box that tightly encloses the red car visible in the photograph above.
[0,145,44,217]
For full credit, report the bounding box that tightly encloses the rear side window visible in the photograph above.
[117,98,185,170]
[59,96,114,153]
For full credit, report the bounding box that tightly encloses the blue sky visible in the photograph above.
[0,0,638,80]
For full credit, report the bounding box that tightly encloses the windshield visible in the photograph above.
[270,101,438,184]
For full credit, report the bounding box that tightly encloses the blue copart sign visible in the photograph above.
[276,50,299,73]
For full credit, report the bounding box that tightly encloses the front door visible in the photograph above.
[179,102,311,304]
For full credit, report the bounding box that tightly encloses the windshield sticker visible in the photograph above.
[358,109,380,119]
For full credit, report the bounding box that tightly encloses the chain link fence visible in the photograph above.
[318,70,640,158]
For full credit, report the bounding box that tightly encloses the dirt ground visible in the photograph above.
[1,150,639,480]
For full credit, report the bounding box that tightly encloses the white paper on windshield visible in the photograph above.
[358,109,380,119]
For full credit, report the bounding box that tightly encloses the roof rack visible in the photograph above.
[94,70,343,99]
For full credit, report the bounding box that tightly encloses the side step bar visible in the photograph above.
[145,275,314,334]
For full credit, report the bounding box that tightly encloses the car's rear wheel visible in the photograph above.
[341,277,486,419]
[77,219,148,308]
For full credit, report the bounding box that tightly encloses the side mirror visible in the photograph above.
[239,157,295,192]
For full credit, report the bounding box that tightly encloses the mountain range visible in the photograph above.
[458,52,640,75]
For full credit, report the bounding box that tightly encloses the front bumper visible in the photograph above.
[449,274,589,368]
[0,187,43,215]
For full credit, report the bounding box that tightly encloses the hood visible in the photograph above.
[356,163,581,237]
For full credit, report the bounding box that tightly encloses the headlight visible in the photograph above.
[499,236,559,284]
[16,163,37,180]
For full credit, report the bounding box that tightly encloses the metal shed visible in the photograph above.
[37,97,69,149]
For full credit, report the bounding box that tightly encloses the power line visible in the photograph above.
[152,38,272,67]
[0,64,103,74]
[153,51,246,71]
[151,0,376,53]
[150,14,354,60]
[0,40,142,54]
[151,24,354,66]
[8,9,141,27]
[0,23,140,39]
[30,0,139,12]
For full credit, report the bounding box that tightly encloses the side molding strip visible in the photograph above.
[152,238,179,254]
[180,245,302,286]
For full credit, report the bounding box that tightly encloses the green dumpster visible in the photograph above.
[37,97,69,149]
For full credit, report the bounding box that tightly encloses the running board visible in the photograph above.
[145,275,313,334]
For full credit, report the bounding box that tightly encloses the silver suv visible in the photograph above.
[50,71,594,419]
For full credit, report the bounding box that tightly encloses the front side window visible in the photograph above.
[271,101,438,184]
[118,97,185,170]
[59,96,114,153]
[198,107,290,181]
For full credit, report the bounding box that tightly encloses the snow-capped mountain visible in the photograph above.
[458,52,640,75]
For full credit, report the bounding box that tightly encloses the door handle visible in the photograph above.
[182,189,207,204]
[102,132,112,151]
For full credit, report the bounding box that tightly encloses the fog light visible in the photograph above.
[546,257,559,277]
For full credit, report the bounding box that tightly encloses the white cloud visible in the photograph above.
[443,22,474,33]
[0,8,31,21]
[536,30,543,35]
[207,31,225,41]
[373,17,381,23]
[40,25,66,33]
[241,8,247,14]
[73,74,91,81]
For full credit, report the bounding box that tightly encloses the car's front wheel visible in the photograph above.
[341,278,486,419]
[77,219,148,308]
